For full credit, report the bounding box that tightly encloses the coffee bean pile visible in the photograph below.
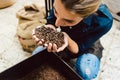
[19,64,68,80]
[35,26,64,48]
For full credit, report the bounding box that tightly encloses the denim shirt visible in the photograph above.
[47,4,113,55]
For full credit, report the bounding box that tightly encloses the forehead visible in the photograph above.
[53,0,80,20]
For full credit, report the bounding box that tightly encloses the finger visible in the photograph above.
[57,44,66,52]
[38,38,45,43]
[45,25,56,31]
[37,41,43,45]
[32,35,39,42]
[32,35,35,40]
[53,43,58,52]
[32,29,35,35]
[43,43,48,47]
[40,39,45,45]
[57,36,68,52]
[47,43,52,52]
[41,39,44,42]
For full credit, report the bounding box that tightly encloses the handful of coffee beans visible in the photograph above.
[34,26,64,48]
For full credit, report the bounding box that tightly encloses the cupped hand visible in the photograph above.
[44,32,69,53]
[32,25,69,53]
[56,32,68,52]
[32,24,56,46]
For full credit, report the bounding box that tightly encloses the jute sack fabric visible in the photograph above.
[16,3,46,53]
[17,20,46,53]
[16,3,46,24]
[0,0,15,9]
[17,20,46,39]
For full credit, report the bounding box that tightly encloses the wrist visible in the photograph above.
[67,37,79,54]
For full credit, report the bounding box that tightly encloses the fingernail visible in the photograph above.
[38,41,42,45]
[41,39,44,42]
[49,43,52,46]
[44,44,48,47]
[32,30,35,35]
[57,50,60,52]
[35,38,39,41]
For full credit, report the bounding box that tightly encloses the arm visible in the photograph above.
[66,34,79,54]
[62,20,112,55]
[77,20,113,55]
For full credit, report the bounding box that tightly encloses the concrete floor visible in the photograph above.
[0,0,120,80]
[94,20,120,80]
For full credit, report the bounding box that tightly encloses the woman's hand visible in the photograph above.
[45,32,68,53]
[32,25,69,53]
[32,24,56,46]
[56,32,68,52]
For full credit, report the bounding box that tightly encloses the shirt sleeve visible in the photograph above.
[77,15,113,55]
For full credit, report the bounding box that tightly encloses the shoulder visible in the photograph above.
[98,4,113,20]
[83,4,113,27]
[94,4,113,27]
[95,4,113,26]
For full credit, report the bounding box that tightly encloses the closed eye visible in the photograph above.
[53,6,57,15]
[63,19,74,23]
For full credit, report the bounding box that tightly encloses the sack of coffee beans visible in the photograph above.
[17,20,46,52]
[0,0,15,9]
[16,3,46,24]
[16,3,46,53]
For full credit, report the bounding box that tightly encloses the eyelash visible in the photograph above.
[65,20,74,23]
[53,8,74,23]
[54,10,57,14]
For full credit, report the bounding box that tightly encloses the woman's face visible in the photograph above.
[53,0,83,27]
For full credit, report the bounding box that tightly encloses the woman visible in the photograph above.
[32,0,113,79]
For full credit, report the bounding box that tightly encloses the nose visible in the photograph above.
[55,18,64,27]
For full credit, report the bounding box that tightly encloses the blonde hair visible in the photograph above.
[61,0,102,17]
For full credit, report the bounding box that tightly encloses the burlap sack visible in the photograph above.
[16,3,46,53]
[17,20,46,39]
[0,0,15,9]
[18,36,37,53]
[16,3,46,24]
[17,20,46,53]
